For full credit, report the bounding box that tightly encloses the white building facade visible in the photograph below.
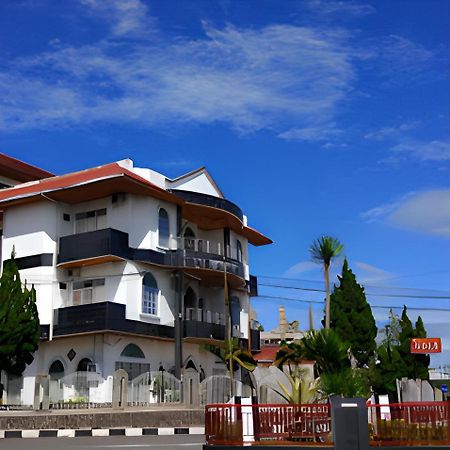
[0,157,271,405]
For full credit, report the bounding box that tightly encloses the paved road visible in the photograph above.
[0,435,205,450]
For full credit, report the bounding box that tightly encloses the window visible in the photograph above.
[75,208,107,233]
[236,240,243,262]
[142,272,159,315]
[121,343,145,358]
[158,208,170,247]
[72,278,105,306]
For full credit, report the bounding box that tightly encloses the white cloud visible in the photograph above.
[354,261,394,284]
[284,261,318,277]
[364,122,420,141]
[380,35,434,73]
[391,140,450,162]
[362,190,450,238]
[81,0,153,37]
[279,125,342,142]
[306,0,375,16]
[360,193,413,223]
[369,35,438,84]
[0,5,356,135]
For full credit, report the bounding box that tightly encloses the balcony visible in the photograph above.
[58,228,245,286]
[183,321,226,341]
[58,228,167,267]
[53,301,174,339]
[170,189,244,221]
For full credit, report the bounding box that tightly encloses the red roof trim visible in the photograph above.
[0,153,54,183]
[0,162,180,204]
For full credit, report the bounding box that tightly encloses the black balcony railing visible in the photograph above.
[58,228,130,264]
[183,320,225,341]
[53,302,174,339]
[169,189,244,221]
[58,228,245,279]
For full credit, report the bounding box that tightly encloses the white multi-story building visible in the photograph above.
[0,156,271,405]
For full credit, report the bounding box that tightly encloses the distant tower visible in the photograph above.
[279,305,288,339]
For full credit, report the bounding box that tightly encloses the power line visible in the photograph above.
[258,283,450,300]
[254,294,450,312]
[257,275,450,295]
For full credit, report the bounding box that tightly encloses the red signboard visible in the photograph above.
[410,338,442,354]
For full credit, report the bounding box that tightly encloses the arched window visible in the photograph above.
[142,272,159,315]
[121,343,145,358]
[49,360,65,380]
[236,240,243,263]
[77,358,92,372]
[158,208,170,247]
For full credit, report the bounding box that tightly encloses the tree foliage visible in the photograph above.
[0,256,40,375]
[205,338,256,373]
[370,306,430,397]
[309,237,344,268]
[328,259,377,367]
[301,329,350,377]
[319,368,370,399]
[397,306,430,380]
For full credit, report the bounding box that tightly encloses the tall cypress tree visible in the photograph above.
[0,256,40,376]
[397,306,430,380]
[414,316,430,379]
[328,259,377,367]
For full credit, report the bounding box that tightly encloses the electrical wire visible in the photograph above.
[258,283,450,300]
[254,294,450,312]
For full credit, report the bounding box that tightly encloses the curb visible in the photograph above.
[0,426,205,439]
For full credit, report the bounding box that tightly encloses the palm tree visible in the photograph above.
[309,236,343,329]
[301,329,350,377]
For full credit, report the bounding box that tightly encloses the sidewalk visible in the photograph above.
[0,404,205,435]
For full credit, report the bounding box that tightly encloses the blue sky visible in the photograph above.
[1,0,450,365]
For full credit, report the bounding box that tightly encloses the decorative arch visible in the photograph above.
[183,355,198,372]
[121,343,145,359]
[158,208,170,247]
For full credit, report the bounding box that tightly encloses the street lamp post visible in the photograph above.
[159,364,165,403]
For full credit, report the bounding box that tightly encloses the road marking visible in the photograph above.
[92,444,201,448]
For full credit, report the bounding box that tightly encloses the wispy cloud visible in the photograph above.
[360,193,414,223]
[354,261,394,284]
[368,35,439,84]
[0,1,356,136]
[284,261,318,278]
[306,0,375,17]
[81,0,154,37]
[279,125,342,142]
[362,190,450,238]
[364,122,420,141]
[391,140,450,162]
